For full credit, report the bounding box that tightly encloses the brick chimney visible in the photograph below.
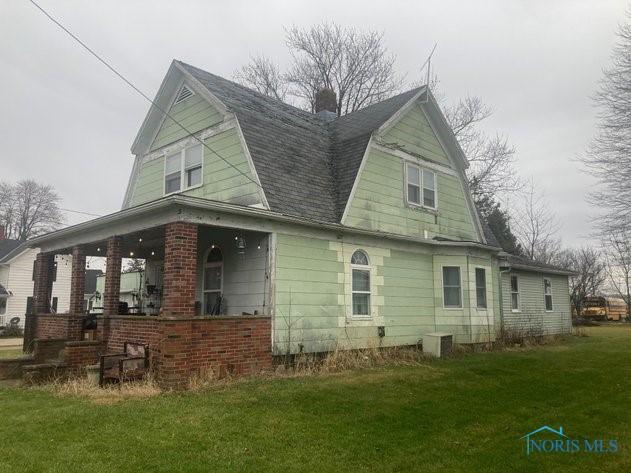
[314,88,337,114]
[0,225,4,241]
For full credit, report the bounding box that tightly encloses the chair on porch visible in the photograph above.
[99,342,149,387]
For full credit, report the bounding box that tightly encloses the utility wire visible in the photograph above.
[59,207,103,217]
[28,0,264,191]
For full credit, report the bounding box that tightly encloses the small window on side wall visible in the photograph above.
[510,275,520,311]
[443,266,462,308]
[475,268,487,309]
[544,278,553,311]
[351,250,370,317]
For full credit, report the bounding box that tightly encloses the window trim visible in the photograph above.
[442,265,463,309]
[405,162,438,211]
[510,274,520,312]
[163,143,204,196]
[350,250,372,318]
[475,267,487,310]
[203,246,223,315]
[543,277,553,312]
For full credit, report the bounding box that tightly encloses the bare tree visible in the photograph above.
[581,15,631,231]
[123,258,146,273]
[558,247,607,315]
[0,180,63,241]
[234,55,288,102]
[601,229,631,319]
[236,23,403,116]
[235,24,518,200]
[511,180,562,264]
[443,96,519,200]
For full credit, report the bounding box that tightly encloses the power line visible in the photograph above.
[28,0,264,192]
[59,207,103,217]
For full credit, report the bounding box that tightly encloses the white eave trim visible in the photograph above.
[28,195,502,253]
[340,134,374,224]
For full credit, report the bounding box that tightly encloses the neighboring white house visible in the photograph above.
[0,231,72,327]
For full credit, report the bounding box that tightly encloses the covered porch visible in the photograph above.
[24,199,277,388]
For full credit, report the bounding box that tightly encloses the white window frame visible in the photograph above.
[163,143,204,196]
[543,277,553,312]
[510,275,520,312]
[405,162,437,211]
[350,250,371,318]
[475,267,487,309]
[442,265,463,309]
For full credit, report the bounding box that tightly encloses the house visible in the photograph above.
[0,226,72,327]
[93,270,162,315]
[23,60,572,388]
[84,269,103,313]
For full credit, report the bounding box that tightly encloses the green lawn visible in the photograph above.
[0,327,629,472]
[0,348,25,359]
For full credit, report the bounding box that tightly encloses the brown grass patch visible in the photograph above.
[37,375,161,404]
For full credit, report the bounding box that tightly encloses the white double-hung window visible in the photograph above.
[164,143,203,195]
[406,163,436,209]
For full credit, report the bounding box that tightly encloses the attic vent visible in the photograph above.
[174,85,194,104]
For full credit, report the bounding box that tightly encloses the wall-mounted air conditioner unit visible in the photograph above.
[422,333,453,358]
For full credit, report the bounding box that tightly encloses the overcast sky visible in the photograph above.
[0,0,626,247]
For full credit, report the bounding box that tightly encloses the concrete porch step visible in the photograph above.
[22,360,68,385]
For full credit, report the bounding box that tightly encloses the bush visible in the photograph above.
[0,325,24,338]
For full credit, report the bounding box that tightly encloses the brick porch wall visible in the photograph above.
[33,314,84,341]
[96,316,161,353]
[155,316,272,389]
[25,314,271,387]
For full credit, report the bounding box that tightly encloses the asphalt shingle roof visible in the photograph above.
[179,62,423,222]
[0,239,23,263]
[178,62,499,247]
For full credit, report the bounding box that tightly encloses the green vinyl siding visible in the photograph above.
[345,146,477,240]
[273,232,497,354]
[151,93,223,151]
[383,103,451,166]
[500,271,572,335]
[129,127,263,208]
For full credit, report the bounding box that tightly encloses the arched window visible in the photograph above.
[351,250,370,316]
[203,246,223,315]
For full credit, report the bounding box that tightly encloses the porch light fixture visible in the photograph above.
[97,247,101,252]
[138,238,143,243]
[151,251,155,256]
[129,251,134,257]
[236,237,246,254]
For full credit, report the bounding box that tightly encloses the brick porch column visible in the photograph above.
[156,222,197,390]
[69,246,86,314]
[103,236,122,316]
[33,253,54,314]
[162,221,198,317]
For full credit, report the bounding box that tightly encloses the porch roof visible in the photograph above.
[28,195,502,254]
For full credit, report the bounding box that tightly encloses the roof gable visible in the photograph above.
[127,61,489,244]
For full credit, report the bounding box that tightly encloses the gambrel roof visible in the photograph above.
[177,62,430,223]
[131,61,487,243]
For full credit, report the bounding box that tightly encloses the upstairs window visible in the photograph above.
[442,266,462,308]
[510,275,520,311]
[351,250,371,317]
[475,268,487,309]
[406,163,436,209]
[164,144,203,195]
[544,278,553,311]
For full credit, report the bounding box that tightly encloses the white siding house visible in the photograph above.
[0,242,72,327]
